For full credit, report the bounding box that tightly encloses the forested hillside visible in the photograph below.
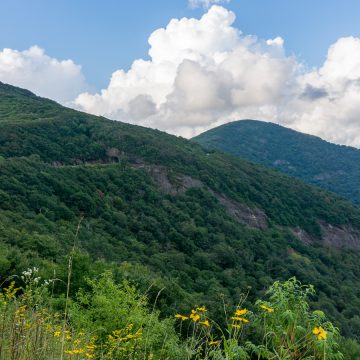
[1,82,360,342]
[193,119,360,206]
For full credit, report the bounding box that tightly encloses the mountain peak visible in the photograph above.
[193,119,360,205]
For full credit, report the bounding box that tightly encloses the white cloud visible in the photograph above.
[2,6,360,147]
[0,46,88,103]
[188,0,231,9]
[75,6,297,137]
[279,37,360,146]
[75,6,360,147]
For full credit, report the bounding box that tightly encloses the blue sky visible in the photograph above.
[1,0,360,89]
[1,0,360,147]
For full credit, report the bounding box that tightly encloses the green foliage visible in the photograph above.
[253,278,343,359]
[175,278,345,359]
[0,268,185,359]
[2,272,354,359]
[193,119,360,206]
[70,272,185,358]
[339,337,360,359]
[0,269,69,360]
[0,82,360,343]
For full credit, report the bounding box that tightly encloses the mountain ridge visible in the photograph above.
[193,119,360,206]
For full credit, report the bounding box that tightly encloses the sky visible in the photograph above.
[1,0,360,147]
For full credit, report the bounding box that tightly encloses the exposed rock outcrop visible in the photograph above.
[134,163,268,230]
[212,192,267,230]
[291,227,314,245]
[319,221,360,249]
[292,221,360,249]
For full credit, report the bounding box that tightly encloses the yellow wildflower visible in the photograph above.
[53,331,61,337]
[200,320,210,327]
[313,326,327,340]
[175,314,189,321]
[231,317,249,323]
[232,324,241,329]
[208,340,221,346]
[234,308,248,316]
[4,282,20,300]
[260,305,274,313]
[189,312,200,322]
[197,306,208,312]
[72,348,85,354]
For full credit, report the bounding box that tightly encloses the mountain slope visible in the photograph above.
[1,82,360,338]
[193,119,360,206]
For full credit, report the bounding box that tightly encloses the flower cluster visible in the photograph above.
[53,328,96,358]
[231,308,249,329]
[313,326,327,340]
[21,267,40,282]
[43,279,55,286]
[175,306,210,327]
[104,324,143,358]
[4,282,20,300]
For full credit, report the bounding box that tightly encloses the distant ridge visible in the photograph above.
[193,120,360,206]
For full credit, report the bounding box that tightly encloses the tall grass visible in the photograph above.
[0,269,346,359]
[0,268,183,359]
[0,269,96,360]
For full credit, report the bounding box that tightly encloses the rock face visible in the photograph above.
[291,228,314,245]
[130,160,360,243]
[131,163,203,196]
[292,222,360,249]
[52,152,360,245]
[319,221,360,249]
[212,192,268,230]
[132,162,268,230]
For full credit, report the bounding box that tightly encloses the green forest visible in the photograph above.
[194,119,360,206]
[1,82,360,358]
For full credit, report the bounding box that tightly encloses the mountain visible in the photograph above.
[193,119,360,206]
[1,82,360,339]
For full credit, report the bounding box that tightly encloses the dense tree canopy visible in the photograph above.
[193,119,360,206]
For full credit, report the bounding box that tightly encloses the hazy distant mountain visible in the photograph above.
[194,120,360,206]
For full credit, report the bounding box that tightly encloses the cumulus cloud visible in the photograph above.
[0,46,88,103]
[75,6,296,138]
[75,6,360,146]
[280,37,360,146]
[3,6,360,147]
[188,0,231,9]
